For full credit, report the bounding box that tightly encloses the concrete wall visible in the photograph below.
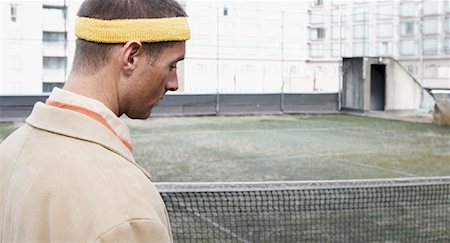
[364,57,422,111]
[343,57,425,112]
[0,93,338,120]
[342,58,364,110]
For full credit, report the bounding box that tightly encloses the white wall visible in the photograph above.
[384,58,422,110]
[1,1,43,95]
[183,1,309,94]
[0,0,81,95]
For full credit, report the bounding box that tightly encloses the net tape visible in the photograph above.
[156,177,450,243]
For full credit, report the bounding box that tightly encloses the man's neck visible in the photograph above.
[64,68,120,116]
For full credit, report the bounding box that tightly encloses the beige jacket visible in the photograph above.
[0,101,172,242]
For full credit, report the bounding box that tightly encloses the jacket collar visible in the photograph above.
[48,88,131,145]
[26,102,152,179]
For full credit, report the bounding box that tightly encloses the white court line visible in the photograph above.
[133,127,450,149]
[194,149,410,165]
[335,158,418,177]
[132,126,369,137]
[191,211,251,243]
[188,148,426,177]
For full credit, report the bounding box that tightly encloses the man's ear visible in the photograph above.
[119,40,144,75]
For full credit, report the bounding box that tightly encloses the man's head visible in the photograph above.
[70,0,189,119]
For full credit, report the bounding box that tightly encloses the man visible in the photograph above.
[0,0,189,241]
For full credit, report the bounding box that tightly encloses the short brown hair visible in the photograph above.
[72,0,187,74]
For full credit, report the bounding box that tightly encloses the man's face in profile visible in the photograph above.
[125,41,186,119]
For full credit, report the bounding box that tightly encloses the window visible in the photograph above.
[377,23,393,38]
[313,0,323,6]
[400,21,415,35]
[43,5,66,29]
[353,7,369,22]
[376,5,393,20]
[43,57,67,69]
[400,2,417,16]
[423,0,438,15]
[400,40,416,55]
[43,31,66,52]
[43,82,64,93]
[43,57,67,83]
[353,25,369,38]
[43,31,66,42]
[377,41,393,56]
[10,4,17,22]
[331,26,346,39]
[43,6,65,21]
[446,38,450,53]
[423,38,438,54]
[309,43,324,57]
[445,17,450,32]
[423,19,438,34]
[310,28,326,40]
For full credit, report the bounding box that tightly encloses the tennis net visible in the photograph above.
[156,177,450,243]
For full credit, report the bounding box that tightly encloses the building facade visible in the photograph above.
[1,0,448,95]
[182,1,309,94]
[1,1,82,95]
[1,0,309,95]
[307,0,450,90]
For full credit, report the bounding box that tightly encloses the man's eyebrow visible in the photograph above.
[172,57,184,65]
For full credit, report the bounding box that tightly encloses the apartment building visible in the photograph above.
[4,0,446,95]
[183,1,309,93]
[1,1,309,95]
[1,1,81,95]
[307,0,450,89]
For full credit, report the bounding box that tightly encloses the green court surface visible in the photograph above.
[1,114,449,182]
[124,114,450,182]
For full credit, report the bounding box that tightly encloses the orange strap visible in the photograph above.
[46,100,133,152]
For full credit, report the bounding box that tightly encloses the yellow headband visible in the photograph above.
[75,16,190,43]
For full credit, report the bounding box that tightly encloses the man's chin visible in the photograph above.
[127,110,152,119]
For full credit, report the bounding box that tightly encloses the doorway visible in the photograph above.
[370,64,386,111]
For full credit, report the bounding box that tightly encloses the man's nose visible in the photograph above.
[166,70,179,91]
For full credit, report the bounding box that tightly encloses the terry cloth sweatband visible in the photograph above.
[75,16,190,43]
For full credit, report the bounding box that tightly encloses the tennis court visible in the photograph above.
[125,114,448,242]
[2,114,448,182]
[1,114,449,242]
[123,114,449,182]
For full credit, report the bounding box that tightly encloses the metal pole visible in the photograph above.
[215,7,220,114]
[338,5,343,110]
[419,1,424,85]
[280,10,285,113]
[363,11,366,58]
[64,0,67,83]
